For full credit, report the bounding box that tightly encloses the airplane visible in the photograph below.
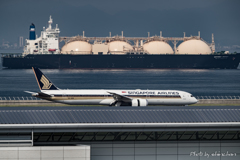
[25,67,198,106]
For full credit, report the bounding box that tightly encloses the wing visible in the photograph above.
[107,91,132,102]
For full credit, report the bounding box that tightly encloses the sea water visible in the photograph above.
[0,67,239,97]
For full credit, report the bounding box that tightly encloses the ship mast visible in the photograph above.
[48,15,53,30]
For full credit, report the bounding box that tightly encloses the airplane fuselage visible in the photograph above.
[28,68,198,106]
[37,89,198,106]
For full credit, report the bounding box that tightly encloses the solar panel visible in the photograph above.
[0,107,239,124]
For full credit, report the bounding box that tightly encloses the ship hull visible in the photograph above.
[2,54,240,69]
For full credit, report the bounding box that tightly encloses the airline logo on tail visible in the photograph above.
[32,67,58,90]
[40,75,52,89]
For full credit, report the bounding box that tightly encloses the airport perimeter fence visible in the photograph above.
[0,97,41,100]
[0,96,240,101]
[195,96,240,99]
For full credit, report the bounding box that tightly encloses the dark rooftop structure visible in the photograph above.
[0,106,239,146]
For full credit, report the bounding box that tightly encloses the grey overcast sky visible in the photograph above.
[0,0,240,50]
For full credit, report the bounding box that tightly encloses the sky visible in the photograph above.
[0,0,240,51]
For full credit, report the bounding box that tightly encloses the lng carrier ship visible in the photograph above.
[2,16,240,69]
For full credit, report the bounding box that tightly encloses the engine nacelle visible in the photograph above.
[131,99,148,106]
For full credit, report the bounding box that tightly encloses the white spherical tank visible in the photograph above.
[108,41,133,54]
[143,41,174,54]
[61,41,92,54]
[177,39,211,54]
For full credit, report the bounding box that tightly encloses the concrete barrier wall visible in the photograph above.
[0,99,240,106]
[198,99,240,104]
[0,100,62,106]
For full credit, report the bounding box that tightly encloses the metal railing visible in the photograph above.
[0,97,41,100]
[195,96,240,100]
[0,96,240,101]
[1,54,23,58]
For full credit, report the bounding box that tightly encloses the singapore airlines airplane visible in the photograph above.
[26,67,198,106]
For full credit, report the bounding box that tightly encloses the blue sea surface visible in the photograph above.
[0,67,239,97]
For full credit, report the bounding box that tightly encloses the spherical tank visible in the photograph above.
[61,41,92,54]
[108,41,133,54]
[177,39,211,54]
[143,41,174,54]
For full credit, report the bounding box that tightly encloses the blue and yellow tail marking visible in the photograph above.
[32,67,58,90]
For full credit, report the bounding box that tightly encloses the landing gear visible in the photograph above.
[115,102,122,106]
[109,101,122,107]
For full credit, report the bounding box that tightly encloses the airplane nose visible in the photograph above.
[194,98,198,103]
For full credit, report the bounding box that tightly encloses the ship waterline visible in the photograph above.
[2,53,240,69]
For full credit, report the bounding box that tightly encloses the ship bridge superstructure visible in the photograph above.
[24,16,60,55]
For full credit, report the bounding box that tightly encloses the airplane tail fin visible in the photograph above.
[32,67,59,90]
